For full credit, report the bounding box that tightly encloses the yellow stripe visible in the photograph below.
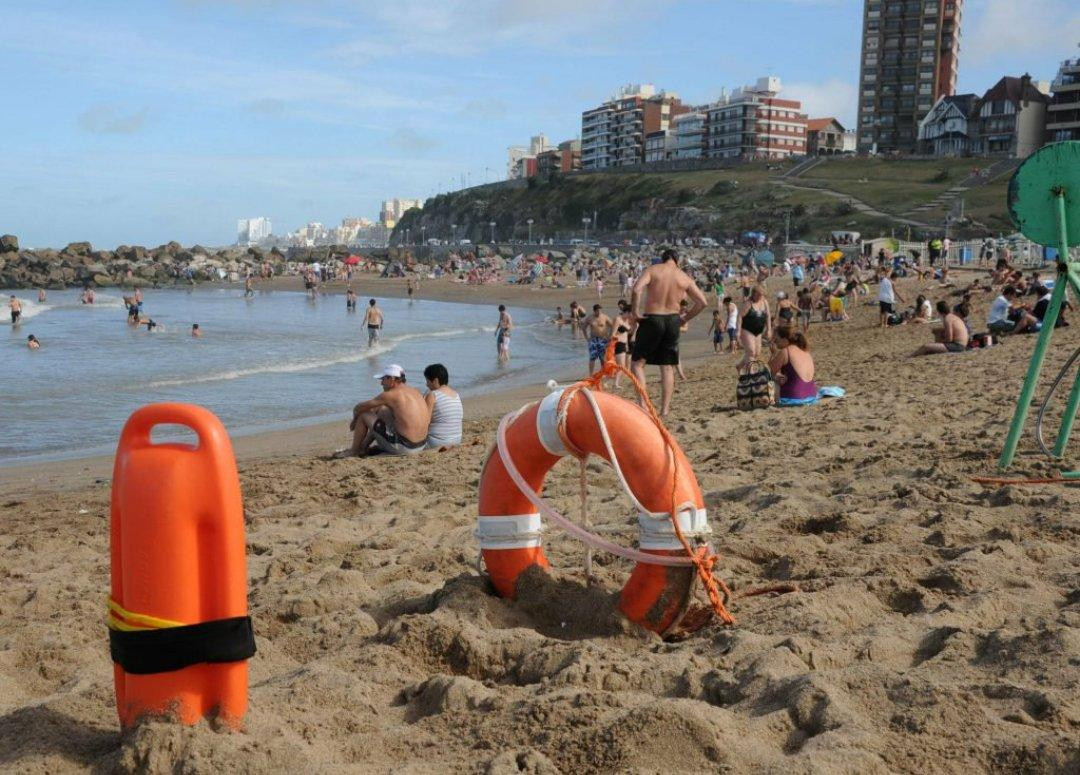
[107,599,185,630]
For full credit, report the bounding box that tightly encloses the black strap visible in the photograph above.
[110,616,256,675]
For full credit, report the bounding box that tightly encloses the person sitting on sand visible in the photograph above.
[335,364,429,458]
[27,334,40,350]
[988,286,1038,335]
[769,326,816,402]
[1032,284,1072,329]
[912,301,969,356]
[423,363,463,450]
[909,294,933,324]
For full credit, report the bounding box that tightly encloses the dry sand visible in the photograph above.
[1,273,1078,773]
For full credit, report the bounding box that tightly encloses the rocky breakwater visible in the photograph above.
[0,234,287,289]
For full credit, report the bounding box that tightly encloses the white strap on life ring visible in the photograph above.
[493,389,707,567]
[475,513,543,549]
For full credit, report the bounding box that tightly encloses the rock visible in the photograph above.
[403,674,498,718]
[0,234,18,253]
[64,241,92,255]
[166,240,182,254]
[92,274,111,286]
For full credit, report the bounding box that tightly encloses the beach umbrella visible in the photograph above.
[825,250,844,266]
[344,255,361,265]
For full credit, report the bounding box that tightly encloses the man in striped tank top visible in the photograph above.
[423,363,463,450]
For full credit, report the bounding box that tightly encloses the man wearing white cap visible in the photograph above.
[334,364,430,457]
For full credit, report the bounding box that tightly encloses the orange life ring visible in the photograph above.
[109,403,253,728]
[477,388,714,634]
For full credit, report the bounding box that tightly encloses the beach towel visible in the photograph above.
[778,386,845,407]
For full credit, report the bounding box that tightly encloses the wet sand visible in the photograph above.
[1,273,1078,773]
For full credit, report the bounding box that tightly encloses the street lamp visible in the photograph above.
[421,225,426,246]
[451,224,457,244]
[527,218,534,244]
[582,217,591,244]
[489,221,496,244]
[405,228,410,246]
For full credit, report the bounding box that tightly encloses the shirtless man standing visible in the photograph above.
[585,304,614,374]
[364,299,384,347]
[496,304,513,362]
[911,301,969,356]
[335,364,430,457]
[630,249,708,416]
[9,295,22,325]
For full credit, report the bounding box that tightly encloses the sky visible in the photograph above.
[3,0,1078,248]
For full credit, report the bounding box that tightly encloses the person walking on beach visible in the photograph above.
[878,270,905,328]
[9,295,22,325]
[496,304,512,362]
[335,364,429,458]
[630,248,707,417]
[364,299,384,347]
[612,299,633,385]
[585,303,614,375]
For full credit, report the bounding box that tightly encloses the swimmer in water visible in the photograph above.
[191,323,201,337]
[27,334,40,350]
[37,289,46,303]
[364,299,384,346]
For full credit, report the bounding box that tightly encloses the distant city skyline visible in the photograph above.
[3,0,1078,247]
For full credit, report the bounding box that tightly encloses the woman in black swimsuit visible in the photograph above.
[737,286,771,370]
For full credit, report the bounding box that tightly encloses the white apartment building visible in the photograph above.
[704,77,808,160]
[581,84,685,170]
[674,112,707,158]
[379,198,423,228]
[236,217,272,246]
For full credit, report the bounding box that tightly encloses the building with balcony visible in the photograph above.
[236,217,272,246]
[536,139,581,175]
[673,112,707,158]
[857,1,964,154]
[704,77,808,160]
[379,199,423,229]
[806,118,849,155]
[916,92,976,155]
[644,129,677,162]
[507,134,555,179]
[1046,49,1080,143]
[969,75,1048,158]
[580,84,687,170]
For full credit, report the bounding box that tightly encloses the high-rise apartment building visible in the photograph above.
[857,0,963,154]
[1046,49,1080,143]
[379,198,423,228]
[705,77,808,159]
[581,84,687,170]
[236,217,272,246]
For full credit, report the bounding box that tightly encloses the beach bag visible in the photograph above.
[737,360,775,411]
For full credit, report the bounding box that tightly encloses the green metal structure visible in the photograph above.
[998,141,1080,471]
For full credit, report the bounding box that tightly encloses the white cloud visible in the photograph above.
[966,0,1080,65]
[783,79,857,127]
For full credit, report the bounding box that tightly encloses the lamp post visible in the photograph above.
[451,224,457,245]
[489,221,496,245]
[527,218,534,244]
[582,217,591,245]
[421,225,426,246]
[405,228,410,247]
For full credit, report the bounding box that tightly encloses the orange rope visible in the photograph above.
[557,338,736,625]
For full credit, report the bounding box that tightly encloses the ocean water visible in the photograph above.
[1,287,580,465]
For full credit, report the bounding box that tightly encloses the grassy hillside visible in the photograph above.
[395,157,1013,244]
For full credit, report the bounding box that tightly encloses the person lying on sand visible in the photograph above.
[335,364,429,458]
[911,302,969,356]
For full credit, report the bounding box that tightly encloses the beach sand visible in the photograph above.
[1,274,1078,773]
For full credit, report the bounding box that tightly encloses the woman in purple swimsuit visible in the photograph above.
[769,325,817,401]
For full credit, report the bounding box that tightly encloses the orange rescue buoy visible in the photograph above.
[477,387,721,635]
[109,403,255,728]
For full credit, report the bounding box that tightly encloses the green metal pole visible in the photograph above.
[1052,269,1080,457]
[997,193,1071,470]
